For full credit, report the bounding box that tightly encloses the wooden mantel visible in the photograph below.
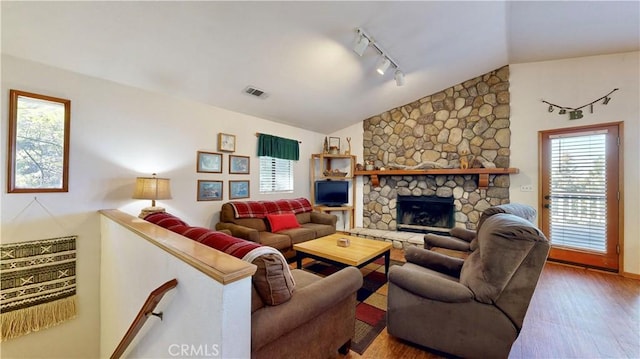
[354,168,519,189]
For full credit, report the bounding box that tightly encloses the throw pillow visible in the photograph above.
[266,213,300,233]
[251,253,295,305]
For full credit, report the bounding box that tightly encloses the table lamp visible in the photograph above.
[132,173,172,218]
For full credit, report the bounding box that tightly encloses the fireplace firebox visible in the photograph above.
[396,195,455,234]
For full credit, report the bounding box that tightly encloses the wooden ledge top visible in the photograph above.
[354,168,519,176]
[100,209,256,285]
[354,168,519,188]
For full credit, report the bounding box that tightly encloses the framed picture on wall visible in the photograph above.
[196,151,222,173]
[229,155,250,174]
[218,133,236,152]
[229,180,249,199]
[197,180,223,201]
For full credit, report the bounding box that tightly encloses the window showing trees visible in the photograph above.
[8,90,70,192]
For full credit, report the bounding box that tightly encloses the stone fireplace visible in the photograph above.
[361,66,512,231]
[397,195,454,234]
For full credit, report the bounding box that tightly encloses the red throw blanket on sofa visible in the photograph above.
[145,212,260,258]
[229,198,313,219]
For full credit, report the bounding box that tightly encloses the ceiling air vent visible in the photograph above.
[243,86,268,99]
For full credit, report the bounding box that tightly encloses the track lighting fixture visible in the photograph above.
[352,27,406,86]
[353,32,370,56]
[376,57,391,75]
[394,70,405,86]
[602,97,611,105]
[558,108,566,114]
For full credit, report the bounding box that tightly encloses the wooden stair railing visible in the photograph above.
[111,279,178,359]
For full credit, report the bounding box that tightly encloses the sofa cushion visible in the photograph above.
[234,217,268,232]
[259,232,292,250]
[300,223,335,238]
[279,227,316,244]
[267,213,300,233]
[295,212,311,224]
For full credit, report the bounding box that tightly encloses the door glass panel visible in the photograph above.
[548,131,607,252]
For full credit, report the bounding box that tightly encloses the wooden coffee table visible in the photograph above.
[294,233,392,274]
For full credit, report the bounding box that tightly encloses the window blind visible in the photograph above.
[548,132,607,252]
[259,156,293,193]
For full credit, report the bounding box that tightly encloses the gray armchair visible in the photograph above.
[387,213,550,359]
[424,203,538,257]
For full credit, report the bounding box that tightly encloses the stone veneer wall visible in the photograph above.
[362,66,512,230]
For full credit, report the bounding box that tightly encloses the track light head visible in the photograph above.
[559,108,566,114]
[376,57,391,75]
[394,70,405,86]
[353,34,370,56]
[602,97,611,105]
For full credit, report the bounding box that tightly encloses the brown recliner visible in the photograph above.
[387,213,550,359]
[424,203,538,257]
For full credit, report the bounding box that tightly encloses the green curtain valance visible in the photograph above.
[257,134,300,161]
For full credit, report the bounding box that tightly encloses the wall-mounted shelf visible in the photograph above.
[354,168,519,189]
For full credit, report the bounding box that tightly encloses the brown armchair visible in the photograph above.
[424,203,538,257]
[387,213,550,358]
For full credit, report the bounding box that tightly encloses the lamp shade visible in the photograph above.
[132,176,172,201]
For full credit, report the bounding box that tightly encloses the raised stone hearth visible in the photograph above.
[346,227,424,250]
[361,66,512,231]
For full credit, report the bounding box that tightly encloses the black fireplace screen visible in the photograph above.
[396,195,455,231]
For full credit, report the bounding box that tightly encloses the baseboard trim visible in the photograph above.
[621,271,640,280]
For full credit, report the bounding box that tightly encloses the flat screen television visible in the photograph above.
[315,180,349,206]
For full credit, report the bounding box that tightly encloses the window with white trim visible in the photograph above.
[259,156,293,193]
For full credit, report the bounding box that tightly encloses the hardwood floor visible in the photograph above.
[343,249,640,359]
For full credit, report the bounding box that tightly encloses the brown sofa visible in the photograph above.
[144,212,362,359]
[251,266,362,359]
[216,198,337,257]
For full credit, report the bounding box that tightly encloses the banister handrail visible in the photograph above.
[110,279,178,359]
[99,209,256,284]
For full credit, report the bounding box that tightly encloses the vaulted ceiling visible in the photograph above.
[2,1,638,134]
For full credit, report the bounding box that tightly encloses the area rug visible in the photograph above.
[0,236,77,341]
[302,257,403,355]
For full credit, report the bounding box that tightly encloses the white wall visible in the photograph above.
[100,215,251,359]
[0,55,325,358]
[510,51,640,276]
